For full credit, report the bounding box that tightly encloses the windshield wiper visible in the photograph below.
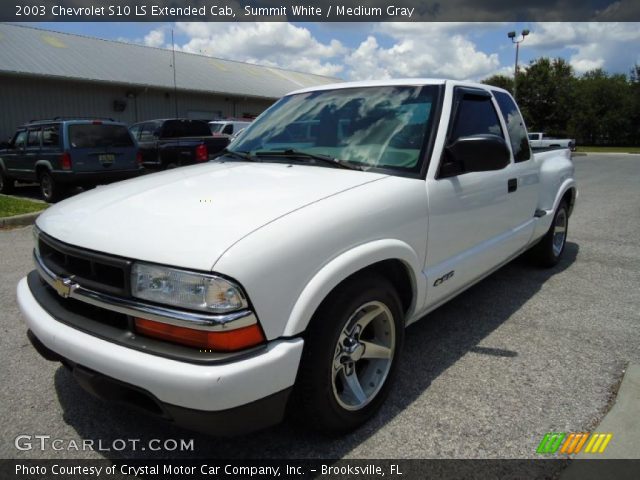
[254,149,362,171]
[219,148,260,162]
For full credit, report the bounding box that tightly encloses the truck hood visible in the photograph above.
[37,162,387,271]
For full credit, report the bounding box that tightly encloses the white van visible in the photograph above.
[208,120,252,137]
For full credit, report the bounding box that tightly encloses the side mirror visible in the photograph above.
[441,134,510,177]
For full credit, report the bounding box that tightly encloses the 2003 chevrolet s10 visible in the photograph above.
[18,79,576,434]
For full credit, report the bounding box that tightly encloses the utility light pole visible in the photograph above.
[508,29,529,100]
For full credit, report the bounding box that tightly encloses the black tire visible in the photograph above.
[165,162,178,170]
[530,200,569,268]
[0,169,15,194]
[39,171,65,203]
[293,273,404,433]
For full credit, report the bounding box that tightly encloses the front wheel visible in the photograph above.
[531,200,569,267]
[293,273,404,433]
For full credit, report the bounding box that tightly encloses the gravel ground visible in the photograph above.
[1,153,638,460]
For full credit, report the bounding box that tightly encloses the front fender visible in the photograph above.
[283,239,425,337]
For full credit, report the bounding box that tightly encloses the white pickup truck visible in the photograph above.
[528,132,576,151]
[18,79,576,435]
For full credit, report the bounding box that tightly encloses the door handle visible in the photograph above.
[507,178,518,193]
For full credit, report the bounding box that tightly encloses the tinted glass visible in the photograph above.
[209,123,224,134]
[162,120,210,138]
[42,125,60,147]
[129,124,142,140]
[139,123,159,142]
[161,120,186,138]
[450,96,503,141]
[232,85,438,172]
[13,130,27,148]
[27,129,41,147]
[222,124,233,135]
[68,124,134,148]
[186,121,212,136]
[494,91,531,162]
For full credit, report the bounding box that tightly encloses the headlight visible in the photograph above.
[131,262,248,313]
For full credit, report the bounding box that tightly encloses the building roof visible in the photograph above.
[0,23,340,100]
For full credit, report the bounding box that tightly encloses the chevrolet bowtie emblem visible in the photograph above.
[53,278,73,298]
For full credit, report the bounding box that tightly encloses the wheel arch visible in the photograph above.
[35,160,54,178]
[283,239,424,337]
[560,186,577,217]
[550,179,577,218]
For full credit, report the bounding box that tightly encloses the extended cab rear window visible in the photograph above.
[162,120,211,138]
[68,124,134,149]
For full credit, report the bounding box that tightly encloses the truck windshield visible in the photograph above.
[230,85,439,173]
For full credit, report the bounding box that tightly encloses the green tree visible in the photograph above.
[569,69,633,145]
[481,74,514,94]
[515,57,576,136]
[630,64,640,144]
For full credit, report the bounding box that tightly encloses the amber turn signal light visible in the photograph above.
[134,317,265,352]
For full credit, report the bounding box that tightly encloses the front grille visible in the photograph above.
[38,233,132,296]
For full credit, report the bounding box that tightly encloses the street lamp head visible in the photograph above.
[522,29,530,37]
[508,31,516,39]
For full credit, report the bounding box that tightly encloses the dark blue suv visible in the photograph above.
[0,118,143,202]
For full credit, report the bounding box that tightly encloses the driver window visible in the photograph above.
[450,96,503,142]
[13,130,27,149]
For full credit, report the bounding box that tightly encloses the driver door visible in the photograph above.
[424,87,521,307]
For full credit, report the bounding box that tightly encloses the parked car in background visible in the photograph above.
[19,80,576,435]
[208,120,252,137]
[130,119,229,170]
[0,118,143,202]
[528,132,576,151]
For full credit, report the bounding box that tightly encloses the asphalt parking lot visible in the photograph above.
[1,153,639,461]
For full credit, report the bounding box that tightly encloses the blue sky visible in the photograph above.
[33,22,640,80]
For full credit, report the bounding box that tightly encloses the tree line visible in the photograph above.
[482,58,640,146]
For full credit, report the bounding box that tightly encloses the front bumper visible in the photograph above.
[17,277,304,434]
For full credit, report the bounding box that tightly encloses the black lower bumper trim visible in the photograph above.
[26,330,292,436]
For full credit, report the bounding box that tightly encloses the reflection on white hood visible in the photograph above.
[37,161,387,271]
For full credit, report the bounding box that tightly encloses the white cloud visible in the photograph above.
[345,23,501,81]
[526,22,640,74]
[125,21,640,82]
[143,28,166,48]
[175,22,346,77]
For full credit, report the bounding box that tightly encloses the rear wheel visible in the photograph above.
[0,170,15,194]
[531,200,569,267]
[293,273,404,433]
[39,171,65,203]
